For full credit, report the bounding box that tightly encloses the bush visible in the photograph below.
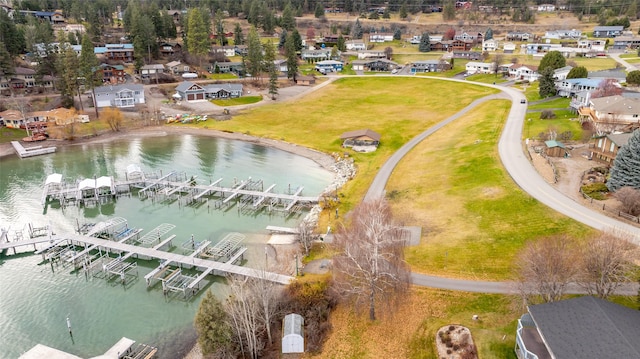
[540,110,556,119]
[581,182,609,200]
[613,186,640,216]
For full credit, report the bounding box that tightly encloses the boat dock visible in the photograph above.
[11,141,56,158]
[41,171,318,214]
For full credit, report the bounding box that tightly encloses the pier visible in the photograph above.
[11,141,56,158]
[41,170,319,214]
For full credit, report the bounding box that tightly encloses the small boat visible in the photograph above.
[22,133,48,142]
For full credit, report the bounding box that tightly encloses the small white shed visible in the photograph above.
[282,313,304,354]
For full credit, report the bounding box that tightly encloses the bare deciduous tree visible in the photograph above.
[578,230,637,299]
[332,197,411,321]
[102,107,123,132]
[516,235,578,303]
[296,219,316,257]
[225,275,264,359]
[248,271,283,345]
[614,187,640,216]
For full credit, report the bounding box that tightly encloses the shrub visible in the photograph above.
[582,182,609,200]
[540,110,556,119]
[613,186,640,216]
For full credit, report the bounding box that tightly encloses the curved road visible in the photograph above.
[362,76,639,295]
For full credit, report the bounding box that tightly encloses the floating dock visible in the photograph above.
[11,141,56,158]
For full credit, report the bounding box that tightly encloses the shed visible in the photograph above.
[45,173,63,191]
[282,313,304,354]
[340,129,381,147]
[295,75,316,86]
[544,140,568,157]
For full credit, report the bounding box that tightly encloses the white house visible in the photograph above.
[368,33,393,43]
[165,61,189,74]
[140,64,164,77]
[553,66,573,80]
[503,42,516,54]
[577,39,606,52]
[508,64,540,82]
[537,3,556,11]
[357,50,386,59]
[466,61,494,74]
[282,314,304,354]
[345,40,366,51]
[544,29,582,39]
[93,84,145,108]
[482,38,498,52]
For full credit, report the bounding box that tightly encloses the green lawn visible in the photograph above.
[570,56,619,71]
[526,111,583,141]
[207,73,238,80]
[528,97,570,110]
[386,99,592,279]
[211,95,262,106]
[466,73,509,84]
[0,127,25,142]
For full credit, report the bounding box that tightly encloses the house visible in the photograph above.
[544,29,582,39]
[593,25,624,38]
[579,95,640,133]
[409,35,422,44]
[211,45,236,58]
[508,64,539,82]
[577,39,606,51]
[544,140,569,157]
[590,132,633,164]
[345,40,366,51]
[450,40,474,52]
[611,35,640,50]
[537,3,556,11]
[166,61,190,75]
[553,66,573,81]
[209,61,243,74]
[1,67,36,91]
[351,59,399,72]
[454,30,482,42]
[340,129,381,149]
[234,45,248,56]
[465,61,494,75]
[315,60,343,72]
[140,64,165,78]
[506,31,532,41]
[274,59,288,73]
[482,38,498,52]
[503,42,516,53]
[301,49,334,61]
[515,296,640,359]
[96,64,126,84]
[295,75,316,86]
[410,60,450,73]
[452,51,481,60]
[282,314,304,354]
[525,43,560,55]
[555,78,601,98]
[0,110,28,128]
[175,81,206,102]
[31,108,87,126]
[357,50,386,59]
[167,10,181,24]
[19,9,66,24]
[93,84,145,108]
[159,42,182,57]
[102,43,134,62]
[368,33,394,43]
[202,83,243,99]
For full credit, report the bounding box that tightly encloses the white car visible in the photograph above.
[391,69,398,74]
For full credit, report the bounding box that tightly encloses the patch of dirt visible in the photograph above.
[436,325,478,359]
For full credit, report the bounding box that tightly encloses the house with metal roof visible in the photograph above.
[515,296,640,359]
[93,84,145,108]
[554,78,602,98]
[593,25,624,38]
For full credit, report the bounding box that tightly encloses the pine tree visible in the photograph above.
[285,32,298,80]
[419,32,431,52]
[234,23,244,45]
[352,18,363,39]
[246,26,264,79]
[538,67,557,98]
[485,28,493,40]
[443,0,456,21]
[567,66,588,79]
[399,4,408,19]
[265,42,279,99]
[337,34,346,51]
[383,7,391,19]
[627,70,640,85]
[282,3,296,31]
[194,290,233,356]
[79,34,100,118]
[315,3,325,18]
[57,44,80,109]
[186,8,210,69]
[607,129,640,191]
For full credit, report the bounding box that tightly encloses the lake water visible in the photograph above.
[0,134,333,358]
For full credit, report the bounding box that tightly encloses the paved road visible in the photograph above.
[361,76,640,294]
[608,52,637,72]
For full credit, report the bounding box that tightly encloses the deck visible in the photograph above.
[11,141,56,158]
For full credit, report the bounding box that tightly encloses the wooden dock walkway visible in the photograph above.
[11,141,56,158]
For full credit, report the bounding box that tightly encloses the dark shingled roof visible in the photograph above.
[339,129,381,141]
[528,296,640,359]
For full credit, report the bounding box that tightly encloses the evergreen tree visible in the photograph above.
[0,10,25,56]
[281,3,296,31]
[607,129,640,191]
[538,67,557,98]
[393,28,402,40]
[0,42,13,74]
[234,23,244,45]
[538,51,566,72]
[285,32,298,80]
[57,44,80,109]
[264,41,279,99]
[278,29,288,49]
[186,8,211,68]
[352,18,363,39]
[369,11,379,19]
[567,66,588,79]
[194,290,234,356]
[399,4,408,19]
[485,27,493,40]
[337,34,346,51]
[79,34,100,118]
[262,9,275,34]
[443,0,456,21]
[292,29,303,51]
[383,6,391,19]
[315,3,325,18]
[418,32,431,52]
[215,9,227,46]
[626,70,640,85]
[246,26,264,79]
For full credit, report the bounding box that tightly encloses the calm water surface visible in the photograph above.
[0,134,333,358]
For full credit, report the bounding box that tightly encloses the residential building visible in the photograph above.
[93,84,145,108]
[592,25,624,38]
[525,43,560,55]
[357,50,386,59]
[167,10,181,24]
[274,59,288,73]
[579,94,640,133]
[165,61,189,75]
[301,49,335,61]
[577,39,606,51]
[99,44,134,62]
[351,59,399,72]
[503,42,516,54]
[590,132,633,164]
[315,60,343,72]
[234,45,248,56]
[340,129,381,148]
[159,42,182,57]
[611,35,640,50]
[345,40,366,51]
[96,64,126,84]
[452,51,481,60]
[211,45,236,58]
[508,64,539,82]
[537,3,556,11]
[0,67,55,93]
[410,60,450,73]
[368,33,394,43]
[515,296,640,359]
[555,78,602,97]
[553,66,573,81]
[175,81,242,102]
[18,9,65,24]
[465,61,494,74]
[506,31,532,41]
[588,69,627,83]
[482,38,498,52]
[454,30,482,43]
[209,61,243,74]
[544,29,582,39]
[140,64,165,78]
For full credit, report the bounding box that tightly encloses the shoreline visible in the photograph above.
[0,125,337,172]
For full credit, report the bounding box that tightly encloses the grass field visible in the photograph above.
[385,99,592,279]
[528,97,570,110]
[0,127,25,142]
[211,95,262,106]
[188,77,498,213]
[570,56,618,70]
